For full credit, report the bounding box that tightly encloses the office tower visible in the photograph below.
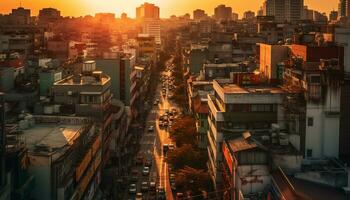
[338,0,346,18]
[136,2,160,20]
[214,4,233,20]
[265,0,303,23]
[193,9,207,20]
[284,0,304,22]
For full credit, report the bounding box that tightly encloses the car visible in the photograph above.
[148,126,154,132]
[163,122,169,127]
[171,182,176,191]
[128,184,137,194]
[169,144,175,150]
[135,192,143,200]
[136,156,143,165]
[131,170,138,182]
[144,159,152,167]
[163,144,169,154]
[149,181,156,190]
[176,193,184,199]
[169,173,175,182]
[141,182,149,192]
[157,187,165,200]
[142,166,150,176]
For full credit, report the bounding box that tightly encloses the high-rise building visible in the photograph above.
[214,4,232,21]
[284,0,304,22]
[38,8,61,24]
[243,10,255,20]
[142,19,161,45]
[193,9,207,20]
[257,7,264,16]
[338,0,346,18]
[9,7,31,25]
[232,12,239,21]
[264,0,303,23]
[136,2,160,20]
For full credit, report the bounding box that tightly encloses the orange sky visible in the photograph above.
[0,0,339,18]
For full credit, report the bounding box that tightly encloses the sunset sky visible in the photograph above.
[0,0,339,18]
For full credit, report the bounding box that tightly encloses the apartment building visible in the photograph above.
[52,61,113,168]
[207,79,286,187]
[18,115,101,200]
[283,44,345,159]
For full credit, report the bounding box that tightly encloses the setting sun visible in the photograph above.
[0,0,339,17]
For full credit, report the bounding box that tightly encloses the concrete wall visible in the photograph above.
[305,85,341,158]
[259,44,288,80]
[236,165,271,195]
[28,155,51,200]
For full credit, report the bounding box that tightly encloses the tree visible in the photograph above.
[175,166,213,199]
[167,144,207,170]
[170,116,197,147]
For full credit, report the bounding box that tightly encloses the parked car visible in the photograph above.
[141,181,149,192]
[157,187,165,200]
[176,193,184,199]
[145,159,152,167]
[136,156,144,165]
[131,170,138,182]
[128,184,137,194]
[149,181,156,191]
[135,192,143,200]
[142,166,150,176]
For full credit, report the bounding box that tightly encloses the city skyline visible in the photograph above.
[0,0,339,18]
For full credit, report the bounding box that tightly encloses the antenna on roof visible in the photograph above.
[19,0,22,7]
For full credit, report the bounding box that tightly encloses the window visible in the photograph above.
[307,149,313,157]
[307,117,313,126]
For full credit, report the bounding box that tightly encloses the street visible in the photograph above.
[123,58,177,200]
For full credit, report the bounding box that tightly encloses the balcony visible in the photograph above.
[208,116,223,142]
[208,95,224,121]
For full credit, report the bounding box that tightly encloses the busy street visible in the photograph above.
[123,57,179,200]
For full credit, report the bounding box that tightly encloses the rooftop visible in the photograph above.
[54,73,110,86]
[215,79,285,94]
[227,136,258,153]
[204,63,240,68]
[18,115,90,159]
